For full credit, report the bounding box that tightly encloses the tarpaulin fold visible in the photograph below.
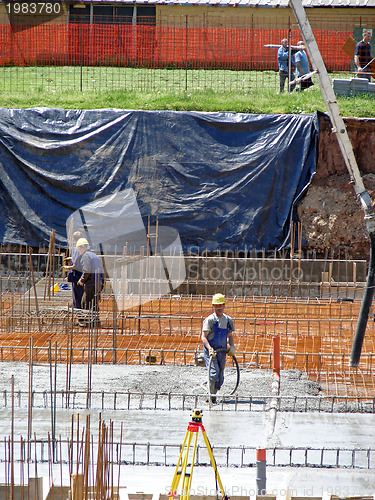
[0,108,318,252]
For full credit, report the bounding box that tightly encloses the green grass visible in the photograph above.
[1,65,374,117]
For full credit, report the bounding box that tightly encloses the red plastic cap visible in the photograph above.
[256,448,266,461]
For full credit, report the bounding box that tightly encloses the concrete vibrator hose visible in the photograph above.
[208,347,240,399]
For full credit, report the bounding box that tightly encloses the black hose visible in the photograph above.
[208,348,240,396]
[350,230,375,367]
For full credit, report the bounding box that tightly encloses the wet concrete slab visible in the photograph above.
[1,362,375,496]
[2,408,375,459]
[270,412,375,448]
[118,464,375,498]
[0,408,268,446]
[4,462,375,498]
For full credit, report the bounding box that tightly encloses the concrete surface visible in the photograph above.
[1,362,375,496]
[2,408,375,451]
[4,463,374,498]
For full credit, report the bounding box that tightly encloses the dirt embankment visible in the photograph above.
[298,114,375,259]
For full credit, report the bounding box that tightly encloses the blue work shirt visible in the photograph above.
[81,249,104,287]
[295,50,309,77]
[278,46,296,73]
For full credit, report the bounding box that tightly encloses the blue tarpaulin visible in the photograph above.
[0,108,318,252]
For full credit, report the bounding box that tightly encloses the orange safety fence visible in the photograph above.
[0,23,353,72]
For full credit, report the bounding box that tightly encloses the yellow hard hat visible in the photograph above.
[76,237,89,248]
[212,293,225,305]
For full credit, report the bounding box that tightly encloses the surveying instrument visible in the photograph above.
[169,409,229,500]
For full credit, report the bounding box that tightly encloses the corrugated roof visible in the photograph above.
[78,0,375,6]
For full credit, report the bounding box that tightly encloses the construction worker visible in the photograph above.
[76,238,104,327]
[65,230,84,309]
[295,41,314,91]
[354,30,373,81]
[277,38,297,92]
[202,293,236,402]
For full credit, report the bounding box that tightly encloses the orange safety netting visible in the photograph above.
[0,23,353,72]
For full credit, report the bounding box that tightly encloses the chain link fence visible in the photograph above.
[1,14,373,93]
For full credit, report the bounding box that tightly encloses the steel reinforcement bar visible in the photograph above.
[1,345,375,371]
[2,390,375,413]
[0,438,374,470]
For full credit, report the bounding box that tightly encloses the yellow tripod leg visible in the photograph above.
[180,430,198,500]
[201,428,227,499]
[169,429,193,497]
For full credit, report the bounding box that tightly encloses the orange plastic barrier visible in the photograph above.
[0,23,353,72]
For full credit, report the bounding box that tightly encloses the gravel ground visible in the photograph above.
[103,365,322,398]
[4,361,372,412]
[0,361,320,398]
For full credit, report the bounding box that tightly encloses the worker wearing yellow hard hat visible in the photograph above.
[201,293,236,403]
[212,293,225,305]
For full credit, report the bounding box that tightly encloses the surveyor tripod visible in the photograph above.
[169,409,228,500]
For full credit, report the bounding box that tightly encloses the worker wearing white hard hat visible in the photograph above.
[76,237,89,248]
[201,293,236,403]
[63,231,85,309]
[76,239,104,327]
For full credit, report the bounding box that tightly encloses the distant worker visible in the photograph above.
[354,30,373,81]
[202,293,236,403]
[76,238,104,327]
[65,230,84,309]
[277,38,297,93]
[295,41,314,91]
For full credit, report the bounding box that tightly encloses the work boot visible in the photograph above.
[208,380,217,403]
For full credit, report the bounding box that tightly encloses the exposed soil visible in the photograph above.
[298,114,375,259]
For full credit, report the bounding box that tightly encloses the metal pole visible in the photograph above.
[27,336,33,464]
[11,375,14,500]
[355,57,375,77]
[272,336,280,376]
[288,28,292,95]
[256,448,267,495]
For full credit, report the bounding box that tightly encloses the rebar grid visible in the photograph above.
[0,289,375,399]
[1,437,374,470]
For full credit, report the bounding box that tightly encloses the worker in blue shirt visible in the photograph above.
[76,238,104,327]
[295,41,314,91]
[277,38,297,93]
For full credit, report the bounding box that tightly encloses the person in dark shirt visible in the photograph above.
[354,30,373,81]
